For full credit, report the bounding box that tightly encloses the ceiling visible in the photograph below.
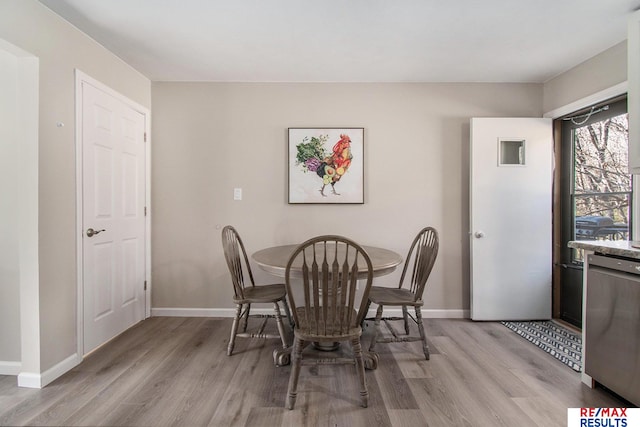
[38,0,640,83]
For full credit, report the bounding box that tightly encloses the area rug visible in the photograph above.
[501,320,582,372]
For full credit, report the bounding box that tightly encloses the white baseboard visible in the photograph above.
[366,308,469,319]
[0,361,21,376]
[17,372,41,388]
[421,309,469,319]
[582,372,594,387]
[151,307,469,319]
[151,307,236,317]
[17,353,82,389]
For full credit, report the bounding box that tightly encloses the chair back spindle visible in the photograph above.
[286,236,373,339]
[221,225,256,300]
[399,227,439,300]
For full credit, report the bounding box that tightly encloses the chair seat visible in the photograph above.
[368,286,422,306]
[293,306,362,341]
[234,283,287,304]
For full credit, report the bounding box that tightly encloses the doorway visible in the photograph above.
[76,71,151,355]
[556,96,629,328]
[0,39,38,380]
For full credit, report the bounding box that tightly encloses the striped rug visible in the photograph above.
[501,320,582,372]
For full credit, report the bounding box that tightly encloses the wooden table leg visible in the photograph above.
[274,347,379,370]
[273,346,292,366]
[363,351,379,370]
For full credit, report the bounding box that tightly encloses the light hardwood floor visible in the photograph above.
[0,317,628,426]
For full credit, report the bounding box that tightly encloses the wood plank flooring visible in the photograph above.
[0,317,629,426]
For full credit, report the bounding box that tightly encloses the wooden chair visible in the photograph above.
[221,226,292,359]
[284,236,374,409]
[367,227,439,360]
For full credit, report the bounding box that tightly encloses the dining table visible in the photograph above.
[252,243,403,369]
[252,244,403,278]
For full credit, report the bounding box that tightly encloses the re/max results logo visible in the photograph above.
[568,408,639,427]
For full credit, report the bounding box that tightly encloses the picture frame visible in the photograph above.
[288,128,364,204]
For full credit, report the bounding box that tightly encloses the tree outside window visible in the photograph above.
[572,111,630,251]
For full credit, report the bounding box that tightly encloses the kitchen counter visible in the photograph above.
[568,240,640,259]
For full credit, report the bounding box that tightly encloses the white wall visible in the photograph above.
[151,82,543,316]
[543,41,627,114]
[0,38,40,379]
[0,46,21,369]
[0,0,151,384]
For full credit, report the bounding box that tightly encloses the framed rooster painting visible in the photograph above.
[288,128,364,204]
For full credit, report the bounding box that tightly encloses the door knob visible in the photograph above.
[86,228,105,237]
[474,231,485,238]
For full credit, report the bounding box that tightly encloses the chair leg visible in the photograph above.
[352,336,369,408]
[228,303,242,356]
[369,304,383,352]
[241,303,251,332]
[415,306,430,360]
[286,337,304,410]
[273,302,288,350]
[361,299,372,328]
[402,305,410,335]
[282,298,294,329]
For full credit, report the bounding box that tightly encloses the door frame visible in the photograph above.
[544,82,632,321]
[75,70,151,357]
[557,96,629,327]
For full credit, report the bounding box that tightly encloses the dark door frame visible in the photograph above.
[552,95,628,327]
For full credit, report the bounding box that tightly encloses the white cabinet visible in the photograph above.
[628,10,640,173]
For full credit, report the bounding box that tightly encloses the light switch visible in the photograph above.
[234,188,242,200]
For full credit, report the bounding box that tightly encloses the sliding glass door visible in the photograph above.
[559,96,629,327]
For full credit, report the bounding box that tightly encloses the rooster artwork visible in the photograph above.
[295,133,354,197]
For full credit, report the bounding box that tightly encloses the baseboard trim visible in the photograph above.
[152,307,469,319]
[17,353,82,389]
[151,307,236,317]
[421,309,469,319]
[0,361,21,376]
[17,372,41,388]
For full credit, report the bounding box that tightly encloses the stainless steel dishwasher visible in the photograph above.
[586,254,640,406]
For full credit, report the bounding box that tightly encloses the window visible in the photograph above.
[558,96,628,327]
[499,139,526,165]
[564,98,630,262]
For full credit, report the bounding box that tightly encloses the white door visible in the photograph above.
[470,118,552,320]
[81,80,146,353]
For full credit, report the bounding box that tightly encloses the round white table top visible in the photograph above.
[252,244,403,278]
